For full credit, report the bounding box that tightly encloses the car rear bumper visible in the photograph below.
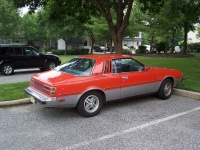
[24,87,79,108]
[24,87,58,106]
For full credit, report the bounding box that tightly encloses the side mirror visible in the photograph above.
[144,66,150,71]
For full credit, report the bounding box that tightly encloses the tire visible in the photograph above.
[46,61,56,70]
[146,50,149,53]
[76,91,103,117]
[157,79,173,100]
[1,63,14,75]
[39,67,45,71]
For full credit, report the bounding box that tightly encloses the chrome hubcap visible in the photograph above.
[49,63,56,69]
[4,66,12,74]
[84,95,99,113]
[164,83,172,96]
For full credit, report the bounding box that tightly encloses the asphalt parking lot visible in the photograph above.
[1,95,200,150]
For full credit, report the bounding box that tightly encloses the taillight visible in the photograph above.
[43,86,56,96]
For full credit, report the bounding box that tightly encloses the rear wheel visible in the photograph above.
[1,63,14,75]
[46,61,56,70]
[76,91,103,117]
[157,79,173,100]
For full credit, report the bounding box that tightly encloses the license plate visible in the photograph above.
[30,96,36,103]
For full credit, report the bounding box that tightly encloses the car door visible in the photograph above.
[113,58,157,99]
[101,59,121,101]
[24,47,45,67]
[9,47,27,68]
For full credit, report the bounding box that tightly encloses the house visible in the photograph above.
[123,32,142,48]
[188,29,200,43]
[58,38,84,50]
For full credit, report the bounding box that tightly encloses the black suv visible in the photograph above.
[0,44,61,75]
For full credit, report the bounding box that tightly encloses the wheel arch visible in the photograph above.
[76,88,106,107]
[44,58,57,69]
[0,60,14,68]
[159,76,174,89]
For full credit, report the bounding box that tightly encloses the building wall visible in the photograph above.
[188,30,200,43]
[57,39,84,50]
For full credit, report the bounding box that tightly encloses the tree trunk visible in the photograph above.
[183,22,189,54]
[112,35,123,54]
[171,28,176,52]
[64,39,69,55]
[165,40,168,55]
[150,36,154,52]
[90,37,94,54]
[94,0,134,54]
[110,38,113,54]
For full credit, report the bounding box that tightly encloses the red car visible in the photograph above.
[24,54,182,117]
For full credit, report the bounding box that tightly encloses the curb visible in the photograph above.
[0,89,199,107]
[0,98,31,107]
[173,89,200,100]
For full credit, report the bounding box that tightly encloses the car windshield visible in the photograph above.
[54,58,95,76]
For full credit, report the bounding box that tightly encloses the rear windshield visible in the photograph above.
[55,58,95,76]
[0,47,8,55]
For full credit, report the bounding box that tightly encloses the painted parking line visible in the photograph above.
[60,106,200,150]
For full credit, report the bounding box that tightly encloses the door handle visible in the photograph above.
[122,76,128,80]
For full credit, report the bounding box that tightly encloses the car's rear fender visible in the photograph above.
[76,88,106,106]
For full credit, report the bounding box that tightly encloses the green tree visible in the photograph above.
[14,0,165,54]
[42,2,86,55]
[22,13,41,44]
[0,0,20,43]
[172,0,200,53]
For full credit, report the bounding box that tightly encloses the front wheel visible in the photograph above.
[46,61,56,70]
[76,91,103,117]
[1,63,14,75]
[157,79,173,100]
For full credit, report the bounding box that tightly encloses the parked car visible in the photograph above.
[24,54,182,117]
[100,46,107,51]
[144,45,157,53]
[123,46,130,50]
[0,44,61,75]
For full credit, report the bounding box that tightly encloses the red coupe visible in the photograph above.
[24,54,182,117]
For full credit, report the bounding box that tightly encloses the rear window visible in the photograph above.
[0,47,8,55]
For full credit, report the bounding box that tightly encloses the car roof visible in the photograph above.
[0,44,29,47]
[78,54,133,60]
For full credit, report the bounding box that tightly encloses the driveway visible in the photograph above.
[1,95,200,150]
[0,68,40,84]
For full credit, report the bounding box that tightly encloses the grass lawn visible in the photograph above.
[0,53,199,102]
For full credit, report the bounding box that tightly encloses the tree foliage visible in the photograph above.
[22,13,41,43]
[0,0,20,43]
[13,0,164,54]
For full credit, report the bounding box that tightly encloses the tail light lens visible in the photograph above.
[43,86,56,96]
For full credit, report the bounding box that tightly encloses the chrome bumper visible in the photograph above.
[24,87,58,106]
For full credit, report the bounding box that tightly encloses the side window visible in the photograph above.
[114,58,144,73]
[24,47,39,56]
[112,60,118,73]
[13,48,23,56]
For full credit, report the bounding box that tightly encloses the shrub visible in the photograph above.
[135,49,141,53]
[138,46,146,53]
[155,42,166,53]
[51,49,65,55]
[188,42,200,53]
[122,50,132,54]
[51,48,89,55]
